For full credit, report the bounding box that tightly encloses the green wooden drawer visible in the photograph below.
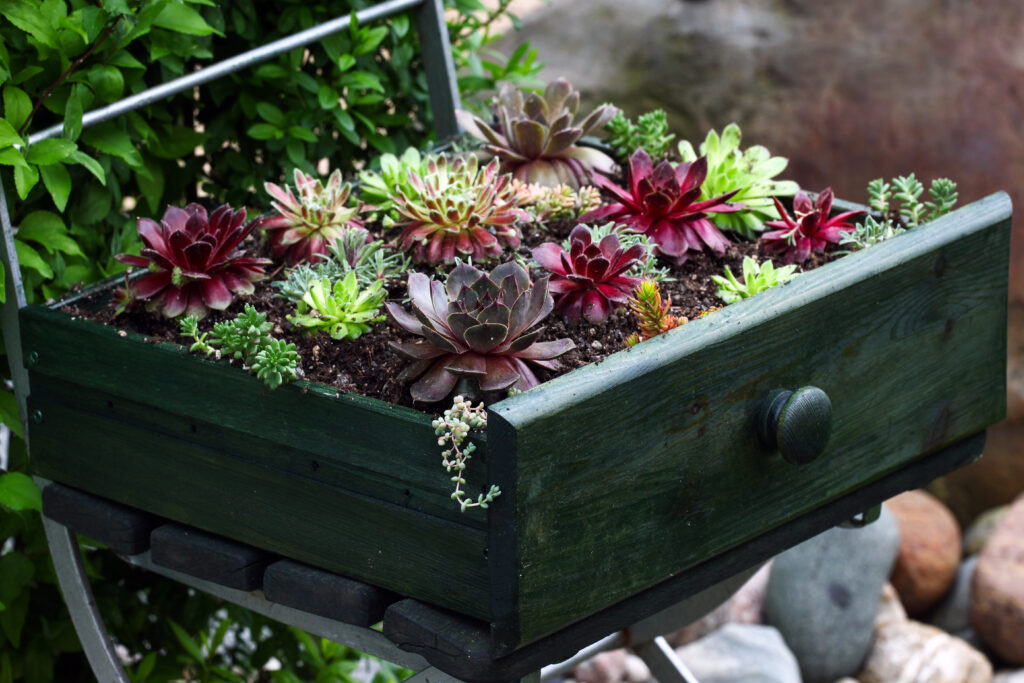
[24,192,1011,653]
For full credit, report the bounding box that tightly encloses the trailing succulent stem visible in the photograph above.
[837,215,906,253]
[711,256,798,305]
[179,305,300,389]
[432,396,501,513]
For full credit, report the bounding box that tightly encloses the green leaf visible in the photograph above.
[137,157,165,214]
[390,14,409,39]
[0,148,28,168]
[13,165,38,199]
[0,594,28,649]
[3,86,32,132]
[68,150,106,185]
[17,211,82,257]
[256,102,286,126]
[0,473,41,512]
[154,2,223,36]
[341,70,384,94]
[133,653,157,682]
[285,137,305,168]
[0,389,21,438]
[88,65,125,102]
[254,63,289,79]
[40,163,71,212]
[0,262,5,304]
[82,123,143,168]
[0,552,34,605]
[169,621,205,665]
[0,120,23,149]
[62,86,84,141]
[25,139,77,165]
[246,123,282,140]
[14,239,52,278]
[317,86,339,110]
[287,126,317,143]
[336,54,356,72]
[354,26,388,55]
[0,1,59,48]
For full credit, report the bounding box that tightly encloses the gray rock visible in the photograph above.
[994,671,1024,683]
[930,556,978,634]
[964,506,1009,555]
[675,623,801,683]
[763,505,900,683]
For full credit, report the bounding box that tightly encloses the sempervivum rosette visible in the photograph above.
[387,261,575,403]
[456,78,618,189]
[762,188,865,264]
[262,168,366,265]
[532,224,645,323]
[116,203,270,319]
[582,148,744,265]
[392,156,526,264]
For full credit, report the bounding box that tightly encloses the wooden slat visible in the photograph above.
[19,305,488,526]
[28,397,491,619]
[263,560,397,627]
[42,482,160,555]
[151,524,273,591]
[28,375,480,526]
[488,193,1011,647]
[384,432,984,676]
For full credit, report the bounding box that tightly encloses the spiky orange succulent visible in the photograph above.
[262,168,365,265]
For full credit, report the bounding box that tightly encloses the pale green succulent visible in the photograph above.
[678,123,799,239]
[288,272,387,340]
[358,147,436,224]
[711,256,798,304]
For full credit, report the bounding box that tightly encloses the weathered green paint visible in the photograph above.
[21,308,487,526]
[487,192,1011,646]
[29,394,491,618]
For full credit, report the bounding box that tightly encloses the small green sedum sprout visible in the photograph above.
[179,304,301,390]
[604,108,676,161]
[711,256,798,305]
[432,395,500,513]
[837,215,906,253]
[868,174,959,228]
[288,272,387,340]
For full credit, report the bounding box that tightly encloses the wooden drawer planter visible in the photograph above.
[24,192,1011,654]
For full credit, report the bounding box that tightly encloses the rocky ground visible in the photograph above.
[564,491,1024,682]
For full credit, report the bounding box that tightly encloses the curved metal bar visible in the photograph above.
[0,176,29,436]
[41,513,130,682]
[27,0,424,144]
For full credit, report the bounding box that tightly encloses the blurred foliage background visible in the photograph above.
[0,1,540,680]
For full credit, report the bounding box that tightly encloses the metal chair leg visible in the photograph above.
[42,516,130,683]
[633,636,700,683]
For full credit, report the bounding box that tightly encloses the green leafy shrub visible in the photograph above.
[711,256,798,304]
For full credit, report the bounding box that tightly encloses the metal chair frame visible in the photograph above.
[0,3,710,680]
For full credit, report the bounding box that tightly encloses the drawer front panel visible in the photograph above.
[491,193,1011,645]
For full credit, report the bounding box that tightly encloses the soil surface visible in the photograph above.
[62,214,837,410]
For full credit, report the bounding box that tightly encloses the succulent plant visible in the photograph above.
[358,147,434,222]
[532,224,645,323]
[581,148,743,265]
[711,256,798,304]
[512,180,602,224]
[392,156,526,264]
[250,339,301,390]
[288,272,387,340]
[837,215,906,253]
[387,261,575,403]
[762,189,865,264]
[115,203,270,319]
[263,168,366,265]
[456,78,618,188]
[678,123,799,239]
[624,280,684,346]
[868,174,958,228]
[604,109,675,161]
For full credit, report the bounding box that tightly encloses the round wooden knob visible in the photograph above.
[756,386,833,465]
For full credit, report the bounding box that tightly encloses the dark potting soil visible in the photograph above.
[61,221,836,411]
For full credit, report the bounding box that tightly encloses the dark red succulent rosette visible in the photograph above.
[581,148,743,265]
[115,203,271,319]
[532,224,645,323]
[762,188,865,264]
